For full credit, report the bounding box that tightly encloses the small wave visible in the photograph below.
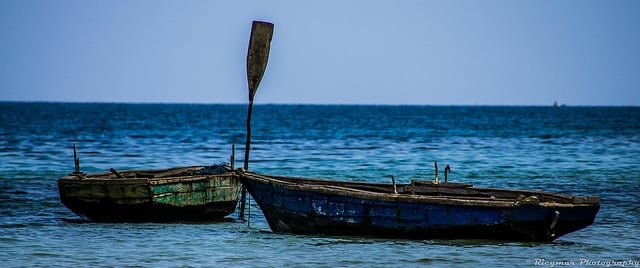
[0,236,22,242]
[0,223,29,228]
[59,218,90,224]
[31,252,61,257]
[539,134,553,139]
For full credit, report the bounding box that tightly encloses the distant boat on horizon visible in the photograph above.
[554,100,567,107]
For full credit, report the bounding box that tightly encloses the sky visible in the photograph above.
[1,0,639,106]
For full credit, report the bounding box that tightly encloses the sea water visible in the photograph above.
[1,103,639,267]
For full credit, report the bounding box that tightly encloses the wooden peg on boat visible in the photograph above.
[391,176,397,194]
[70,144,85,177]
[109,168,124,178]
[433,161,439,184]
[444,164,451,183]
[410,179,416,195]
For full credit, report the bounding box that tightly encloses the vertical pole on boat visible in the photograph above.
[73,144,79,174]
[240,21,274,220]
[230,144,235,170]
[72,144,82,174]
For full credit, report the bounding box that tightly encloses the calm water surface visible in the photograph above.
[1,103,639,267]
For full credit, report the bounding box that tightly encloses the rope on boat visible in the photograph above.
[199,162,232,175]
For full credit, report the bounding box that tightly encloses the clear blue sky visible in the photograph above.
[1,0,639,105]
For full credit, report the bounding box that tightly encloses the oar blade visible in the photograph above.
[246,21,274,100]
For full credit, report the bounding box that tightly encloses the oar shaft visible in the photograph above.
[244,99,254,170]
[240,21,274,220]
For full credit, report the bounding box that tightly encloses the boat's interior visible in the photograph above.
[79,165,233,179]
[253,174,594,204]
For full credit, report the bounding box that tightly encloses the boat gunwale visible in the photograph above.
[241,172,600,208]
[58,166,237,184]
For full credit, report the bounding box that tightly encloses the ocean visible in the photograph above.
[1,102,639,267]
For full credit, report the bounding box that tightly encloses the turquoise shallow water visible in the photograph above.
[1,103,639,267]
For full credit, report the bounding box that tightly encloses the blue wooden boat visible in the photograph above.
[239,171,599,242]
[236,20,599,242]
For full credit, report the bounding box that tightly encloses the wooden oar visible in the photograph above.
[240,21,274,219]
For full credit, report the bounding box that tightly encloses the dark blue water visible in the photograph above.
[1,102,639,267]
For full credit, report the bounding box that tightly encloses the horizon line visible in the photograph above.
[1,100,638,108]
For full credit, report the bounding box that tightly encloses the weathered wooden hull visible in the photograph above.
[58,166,241,222]
[239,173,599,242]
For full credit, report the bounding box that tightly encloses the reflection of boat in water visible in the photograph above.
[239,169,599,242]
[58,146,240,222]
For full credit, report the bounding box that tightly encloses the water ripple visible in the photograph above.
[1,103,638,267]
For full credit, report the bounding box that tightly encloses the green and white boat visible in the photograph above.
[58,164,240,222]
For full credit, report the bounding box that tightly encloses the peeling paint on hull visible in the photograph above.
[58,166,241,222]
[240,172,599,242]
